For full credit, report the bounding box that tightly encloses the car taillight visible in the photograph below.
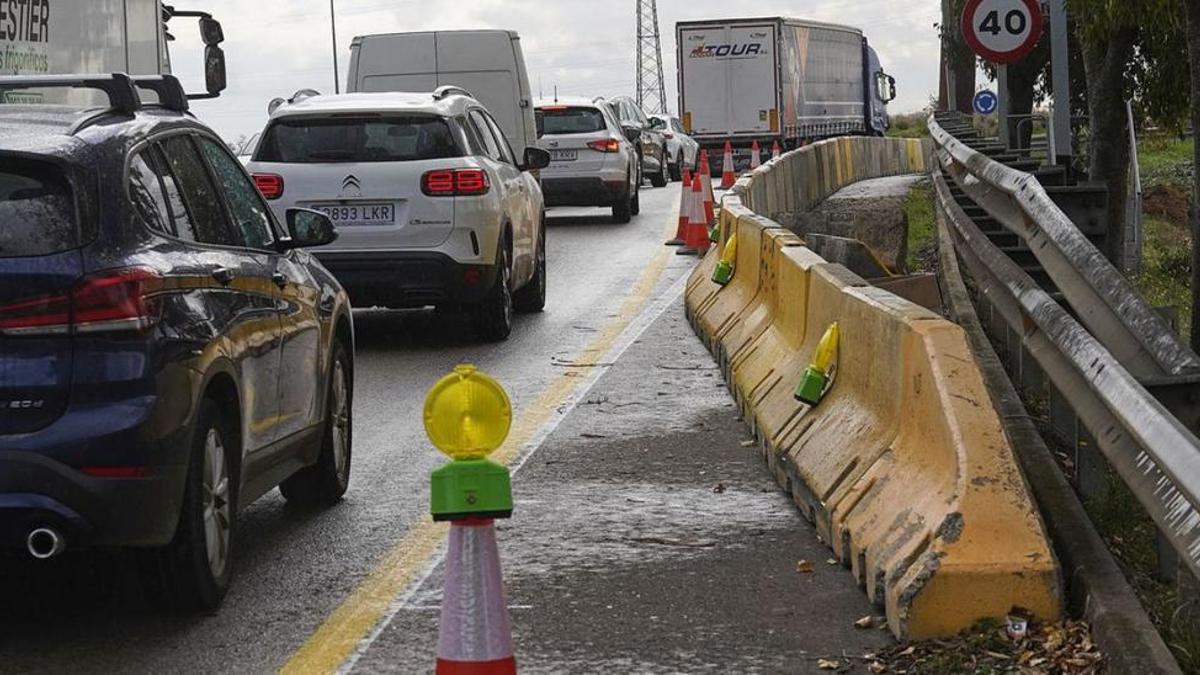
[421,169,490,197]
[0,268,163,337]
[253,173,284,200]
[588,139,621,153]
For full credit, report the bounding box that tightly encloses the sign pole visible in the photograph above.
[997,63,1010,149]
[1048,0,1072,166]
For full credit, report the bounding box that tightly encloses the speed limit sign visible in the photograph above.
[961,0,1044,64]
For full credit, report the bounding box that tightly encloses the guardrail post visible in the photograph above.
[1073,424,1105,503]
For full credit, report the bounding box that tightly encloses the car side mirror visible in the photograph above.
[522,147,551,172]
[887,76,897,104]
[622,124,642,143]
[283,209,338,249]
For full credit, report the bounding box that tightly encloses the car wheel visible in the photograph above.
[513,221,547,313]
[280,341,353,505]
[650,149,669,188]
[472,245,514,341]
[140,399,235,612]
[669,151,683,181]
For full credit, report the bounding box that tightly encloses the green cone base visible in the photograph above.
[431,459,513,521]
[794,367,828,406]
[712,261,734,286]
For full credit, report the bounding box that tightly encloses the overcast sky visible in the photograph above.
[169,0,942,142]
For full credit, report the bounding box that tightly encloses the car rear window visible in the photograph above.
[537,107,607,135]
[0,158,77,258]
[254,115,462,163]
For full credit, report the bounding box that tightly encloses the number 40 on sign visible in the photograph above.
[961,0,1044,64]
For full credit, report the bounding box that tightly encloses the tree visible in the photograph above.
[938,0,977,112]
[1070,0,1186,262]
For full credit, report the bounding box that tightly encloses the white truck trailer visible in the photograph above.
[0,0,225,103]
[677,17,896,170]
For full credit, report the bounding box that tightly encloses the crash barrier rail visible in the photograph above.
[686,136,1062,640]
[928,113,1200,585]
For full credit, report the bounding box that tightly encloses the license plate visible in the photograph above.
[551,150,578,162]
[314,203,395,226]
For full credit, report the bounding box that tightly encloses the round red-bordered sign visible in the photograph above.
[961,0,1044,64]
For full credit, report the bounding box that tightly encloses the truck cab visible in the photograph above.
[866,45,896,136]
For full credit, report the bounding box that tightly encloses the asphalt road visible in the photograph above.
[0,181,697,673]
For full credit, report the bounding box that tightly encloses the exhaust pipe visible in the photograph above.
[26,527,65,560]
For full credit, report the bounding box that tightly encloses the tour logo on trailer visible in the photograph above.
[689,42,766,59]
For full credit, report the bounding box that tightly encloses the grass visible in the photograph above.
[1140,135,1195,192]
[904,181,937,273]
[888,112,930,139]
[1133,216,1192,342]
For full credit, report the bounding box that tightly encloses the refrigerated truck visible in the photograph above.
[677,17,896,171]
[0,0,225,104]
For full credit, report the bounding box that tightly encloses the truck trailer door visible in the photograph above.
[728,24,778,136]
[679,23,778,138]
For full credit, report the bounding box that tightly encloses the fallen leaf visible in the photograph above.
[900,647,916,656]
[796,560,815,573]
[817,659,839,670]
[740,440,756,447]
[826,558,839,565]
[868,662,886,674]
[855,616,874,629]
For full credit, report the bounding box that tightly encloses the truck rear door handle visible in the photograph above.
[212,268,236,286]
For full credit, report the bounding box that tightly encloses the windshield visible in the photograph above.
[537,107,607,135]
[254,115,462,163]
[0,159,78,258]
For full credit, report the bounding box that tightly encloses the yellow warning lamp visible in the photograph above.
[712,234,738,286]
[795,323,840,406]
[425,365,514,521]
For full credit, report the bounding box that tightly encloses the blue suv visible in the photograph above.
[0,74,355,610]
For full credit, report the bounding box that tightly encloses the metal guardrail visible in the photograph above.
[929,113,1200,581]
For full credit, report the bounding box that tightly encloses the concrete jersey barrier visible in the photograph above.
[686,137,1062,639]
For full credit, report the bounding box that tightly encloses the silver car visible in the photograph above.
[535,98,641,223]
[650,114,700,182]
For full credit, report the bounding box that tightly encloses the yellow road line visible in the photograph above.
[280,204,682,675]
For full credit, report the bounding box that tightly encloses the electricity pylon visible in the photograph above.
[636,0,668,114]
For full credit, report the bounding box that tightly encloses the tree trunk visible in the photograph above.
[1080,26,1136,263]
[1187,1,1200,351]
[953,57,977,113]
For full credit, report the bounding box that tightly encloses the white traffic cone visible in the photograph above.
[436,518,516,675]
[720,140,736,189]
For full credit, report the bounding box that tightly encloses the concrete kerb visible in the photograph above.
[684,137,1064,639]
[934,181,1182,674]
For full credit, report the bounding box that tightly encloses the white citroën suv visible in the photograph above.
[248,87,551,341]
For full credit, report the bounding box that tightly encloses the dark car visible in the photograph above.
[0,74,355,610]
[604,96,670,188]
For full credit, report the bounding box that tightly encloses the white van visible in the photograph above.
[347,30,537,153]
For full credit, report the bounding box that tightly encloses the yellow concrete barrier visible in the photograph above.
[684,138,1061,640]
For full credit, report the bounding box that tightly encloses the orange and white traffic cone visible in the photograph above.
[678,175,711,257]
[436,518,516,675]
[676,174,700,255]
[720,140,736,189]
[750,140,761,170]
[665,167,692,246]
[698,152,716,207]
[772,140,782,161]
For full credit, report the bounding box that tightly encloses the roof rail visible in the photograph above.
[434,85,473,101]
[0,73,141,114]
[132,75,189,112]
